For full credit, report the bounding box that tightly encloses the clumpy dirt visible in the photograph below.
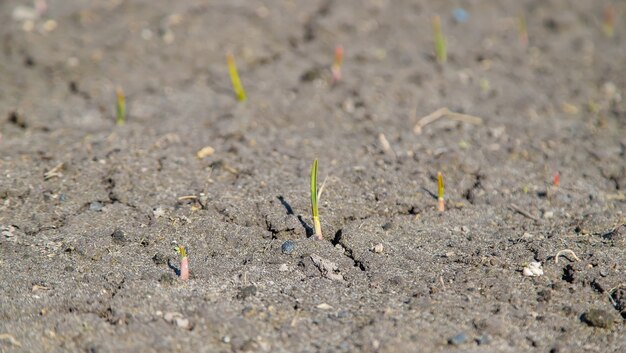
[0,0,625,352]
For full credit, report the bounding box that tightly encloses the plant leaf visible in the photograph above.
[311,159,318,218]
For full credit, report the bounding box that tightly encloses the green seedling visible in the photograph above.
[518,14,529,47]
[432,15,447,64]
[310,159,323,240]
[175,245,189,281]
[603,4,615,37]
[331,45,344,83]
[553,171,560,187]
[226,52,247,101]
[437,172,445,212]
[115,87,126,126]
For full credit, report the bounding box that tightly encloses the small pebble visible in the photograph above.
[89,201,103,211]
[1,225,16,238]
[316,303,333,310]
[12,6,37,21]
[153,207,165,218]
[543,210,554,219]
[448,332,467,345]
[237,285,257,300]
[42,19,57,32]
[372,243,384,253]
[111,229,128,244]
[175,317,189,329]
[163,312,190,329]
[281,240,295,254]
[196,146,215,159]
[452,8,469,23]
[476,334,491,345]
[22,20,34,32]
[523,262,544,277]
[278,263,289,272]
[222,336,231,343]
[141,28,153,40]
[163,312,178,321]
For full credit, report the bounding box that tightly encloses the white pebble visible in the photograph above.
[175,317,189,329]
[522,262,544,277]
[316,303,333,310]
[12,6,37,21]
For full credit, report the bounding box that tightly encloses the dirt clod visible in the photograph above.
[448,332,468,345]
[1,1,624,351]
[111,229,128,244]
[581,309,615,329]
[237,285,257,300]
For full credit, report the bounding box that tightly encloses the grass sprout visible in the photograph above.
[331,45,344,83]
[518,14,529,47]
[311,159,323,240]
[175,245,189,281]
[226,52,247,101]
[432,15,447,64]
[603,4,615,37]
[553,171,560,187]
[115,86,126,126]
[437,172,445,212]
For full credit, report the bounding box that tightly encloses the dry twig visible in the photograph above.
[44,162,64,180]
[554,249,581,264]
[509,204,539,221]
[608,284,625,308]
[414,107,483,134]
[0,333,21,347]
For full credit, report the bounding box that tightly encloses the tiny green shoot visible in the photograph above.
[331,45,344,83]
[553,172,560,187]
[175,245,187,258]
[432,15,447,65]
[518,14,528,47]
[603,4,615,38]
[310,159,323,240]
[115,86,126,126]
[175,245,189,281]
[226,52,247,102]
[437,171,445,212]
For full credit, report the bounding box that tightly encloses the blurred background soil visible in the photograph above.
[0,1,625,352]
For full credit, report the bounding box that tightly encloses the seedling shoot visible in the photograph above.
[518,14,529,47]
[553,172,560,187]
[603,4,615,37]
[226,52,247,101]
[331,45,344,83]
[432,16,447,64]
[115,86,126,126]
[310,159,323,240]
[176,245,189,281]
[437,172,445,212]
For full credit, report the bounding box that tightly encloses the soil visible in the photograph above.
[1,1,625,352]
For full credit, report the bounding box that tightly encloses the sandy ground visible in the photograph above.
[1,0,625,352]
